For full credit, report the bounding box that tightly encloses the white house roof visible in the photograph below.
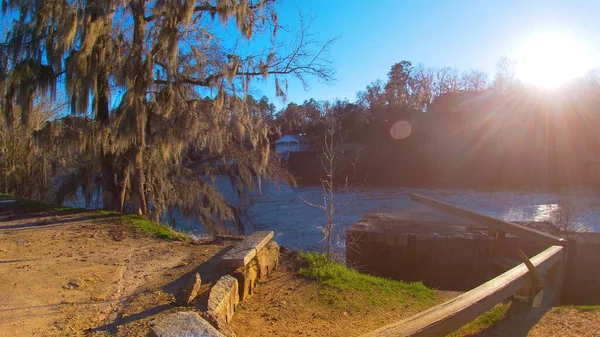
[275,134,309,144]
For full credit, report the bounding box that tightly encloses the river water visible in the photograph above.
[173,183,600,253]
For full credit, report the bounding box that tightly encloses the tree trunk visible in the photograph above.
[117,165,129,212]
[130,0,148,215]
[96,69,118,210]
[94,8,118,211]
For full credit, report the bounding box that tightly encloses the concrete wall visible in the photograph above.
[346,230,491,291]
[561,234,600,305]
[347,227,600,304]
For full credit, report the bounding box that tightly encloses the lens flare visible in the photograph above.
[390,121,412,140]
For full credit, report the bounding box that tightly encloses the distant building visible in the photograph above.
[275,135,310,160]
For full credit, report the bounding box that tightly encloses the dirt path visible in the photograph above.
[0,202,237,337]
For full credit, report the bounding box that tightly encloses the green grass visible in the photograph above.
[0,193,13,200]
[116,214,188,241]
[93,210,120,216]
[18,199,76,213]
[2,193,188,241]
[298,252,435,308]
[448,302,510,337]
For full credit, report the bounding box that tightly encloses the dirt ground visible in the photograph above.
[229,254,461,337]
[0,201,239,337]
[462,300,600,337]
[1,199,599,337]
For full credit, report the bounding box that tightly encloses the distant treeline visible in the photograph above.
[260,59,600,189]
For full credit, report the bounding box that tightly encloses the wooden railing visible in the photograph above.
[409,194,565,247]
[360,194,569,337]
[361,245,564,337]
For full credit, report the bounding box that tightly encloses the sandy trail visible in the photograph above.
[0,203,234,337]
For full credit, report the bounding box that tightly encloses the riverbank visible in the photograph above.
[0,197,447,336]
[1,196,599,336]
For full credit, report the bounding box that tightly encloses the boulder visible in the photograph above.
[175,273,202,306]
[232,258,258,302]
[201,311,237,337]
[208,275,239,323]
[256,240,279,281]
[149,311,225,337]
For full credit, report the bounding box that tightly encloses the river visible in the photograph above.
[172,183,600,253]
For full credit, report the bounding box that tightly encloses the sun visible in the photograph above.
[515,31,595,89]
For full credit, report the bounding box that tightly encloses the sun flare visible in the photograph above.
[515,31,595,89]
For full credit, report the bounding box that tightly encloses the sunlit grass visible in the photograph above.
[448,302,510,337]
[117,214,188,241]
[298,252,435,308]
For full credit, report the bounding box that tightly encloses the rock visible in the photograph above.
[150,311,225,337]
[220,231,274,269]
[65,278,85,289]
[256,240,279,281]
[232,259,258,302]
[200,311,237,337]
[208,275,239,323]
[175,273,202,306]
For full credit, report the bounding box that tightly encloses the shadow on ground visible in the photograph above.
[91,241,238,334]
[468,289,556,337]
[0,213,120,231]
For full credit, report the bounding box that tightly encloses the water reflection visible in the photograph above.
[185,183,600,251]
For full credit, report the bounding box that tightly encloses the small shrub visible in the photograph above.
[548,196,590,233]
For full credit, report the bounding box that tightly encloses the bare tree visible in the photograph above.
[493,57,518,91]
[409,64,434,111]
[299,102,348,260]
[548,196,590,233]
[433,67,462,97]
[461,69,489,91]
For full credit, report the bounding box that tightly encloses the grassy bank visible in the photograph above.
[298,252,436,309]
[0,194,188,241]
[113,213,188,240]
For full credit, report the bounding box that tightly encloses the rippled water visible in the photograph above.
[175,183,600,252]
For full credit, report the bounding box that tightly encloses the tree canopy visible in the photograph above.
[0,0,334,233]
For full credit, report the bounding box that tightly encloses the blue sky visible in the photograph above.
[3,1,599,110]
[254,0,600,108]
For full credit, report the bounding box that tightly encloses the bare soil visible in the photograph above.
[0,203,238,337]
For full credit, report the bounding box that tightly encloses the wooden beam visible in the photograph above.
[553,241,572,306]
[410,194,565,247]
[517,249,544,288]
[517,248,545,308]
[360,245,564,337]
